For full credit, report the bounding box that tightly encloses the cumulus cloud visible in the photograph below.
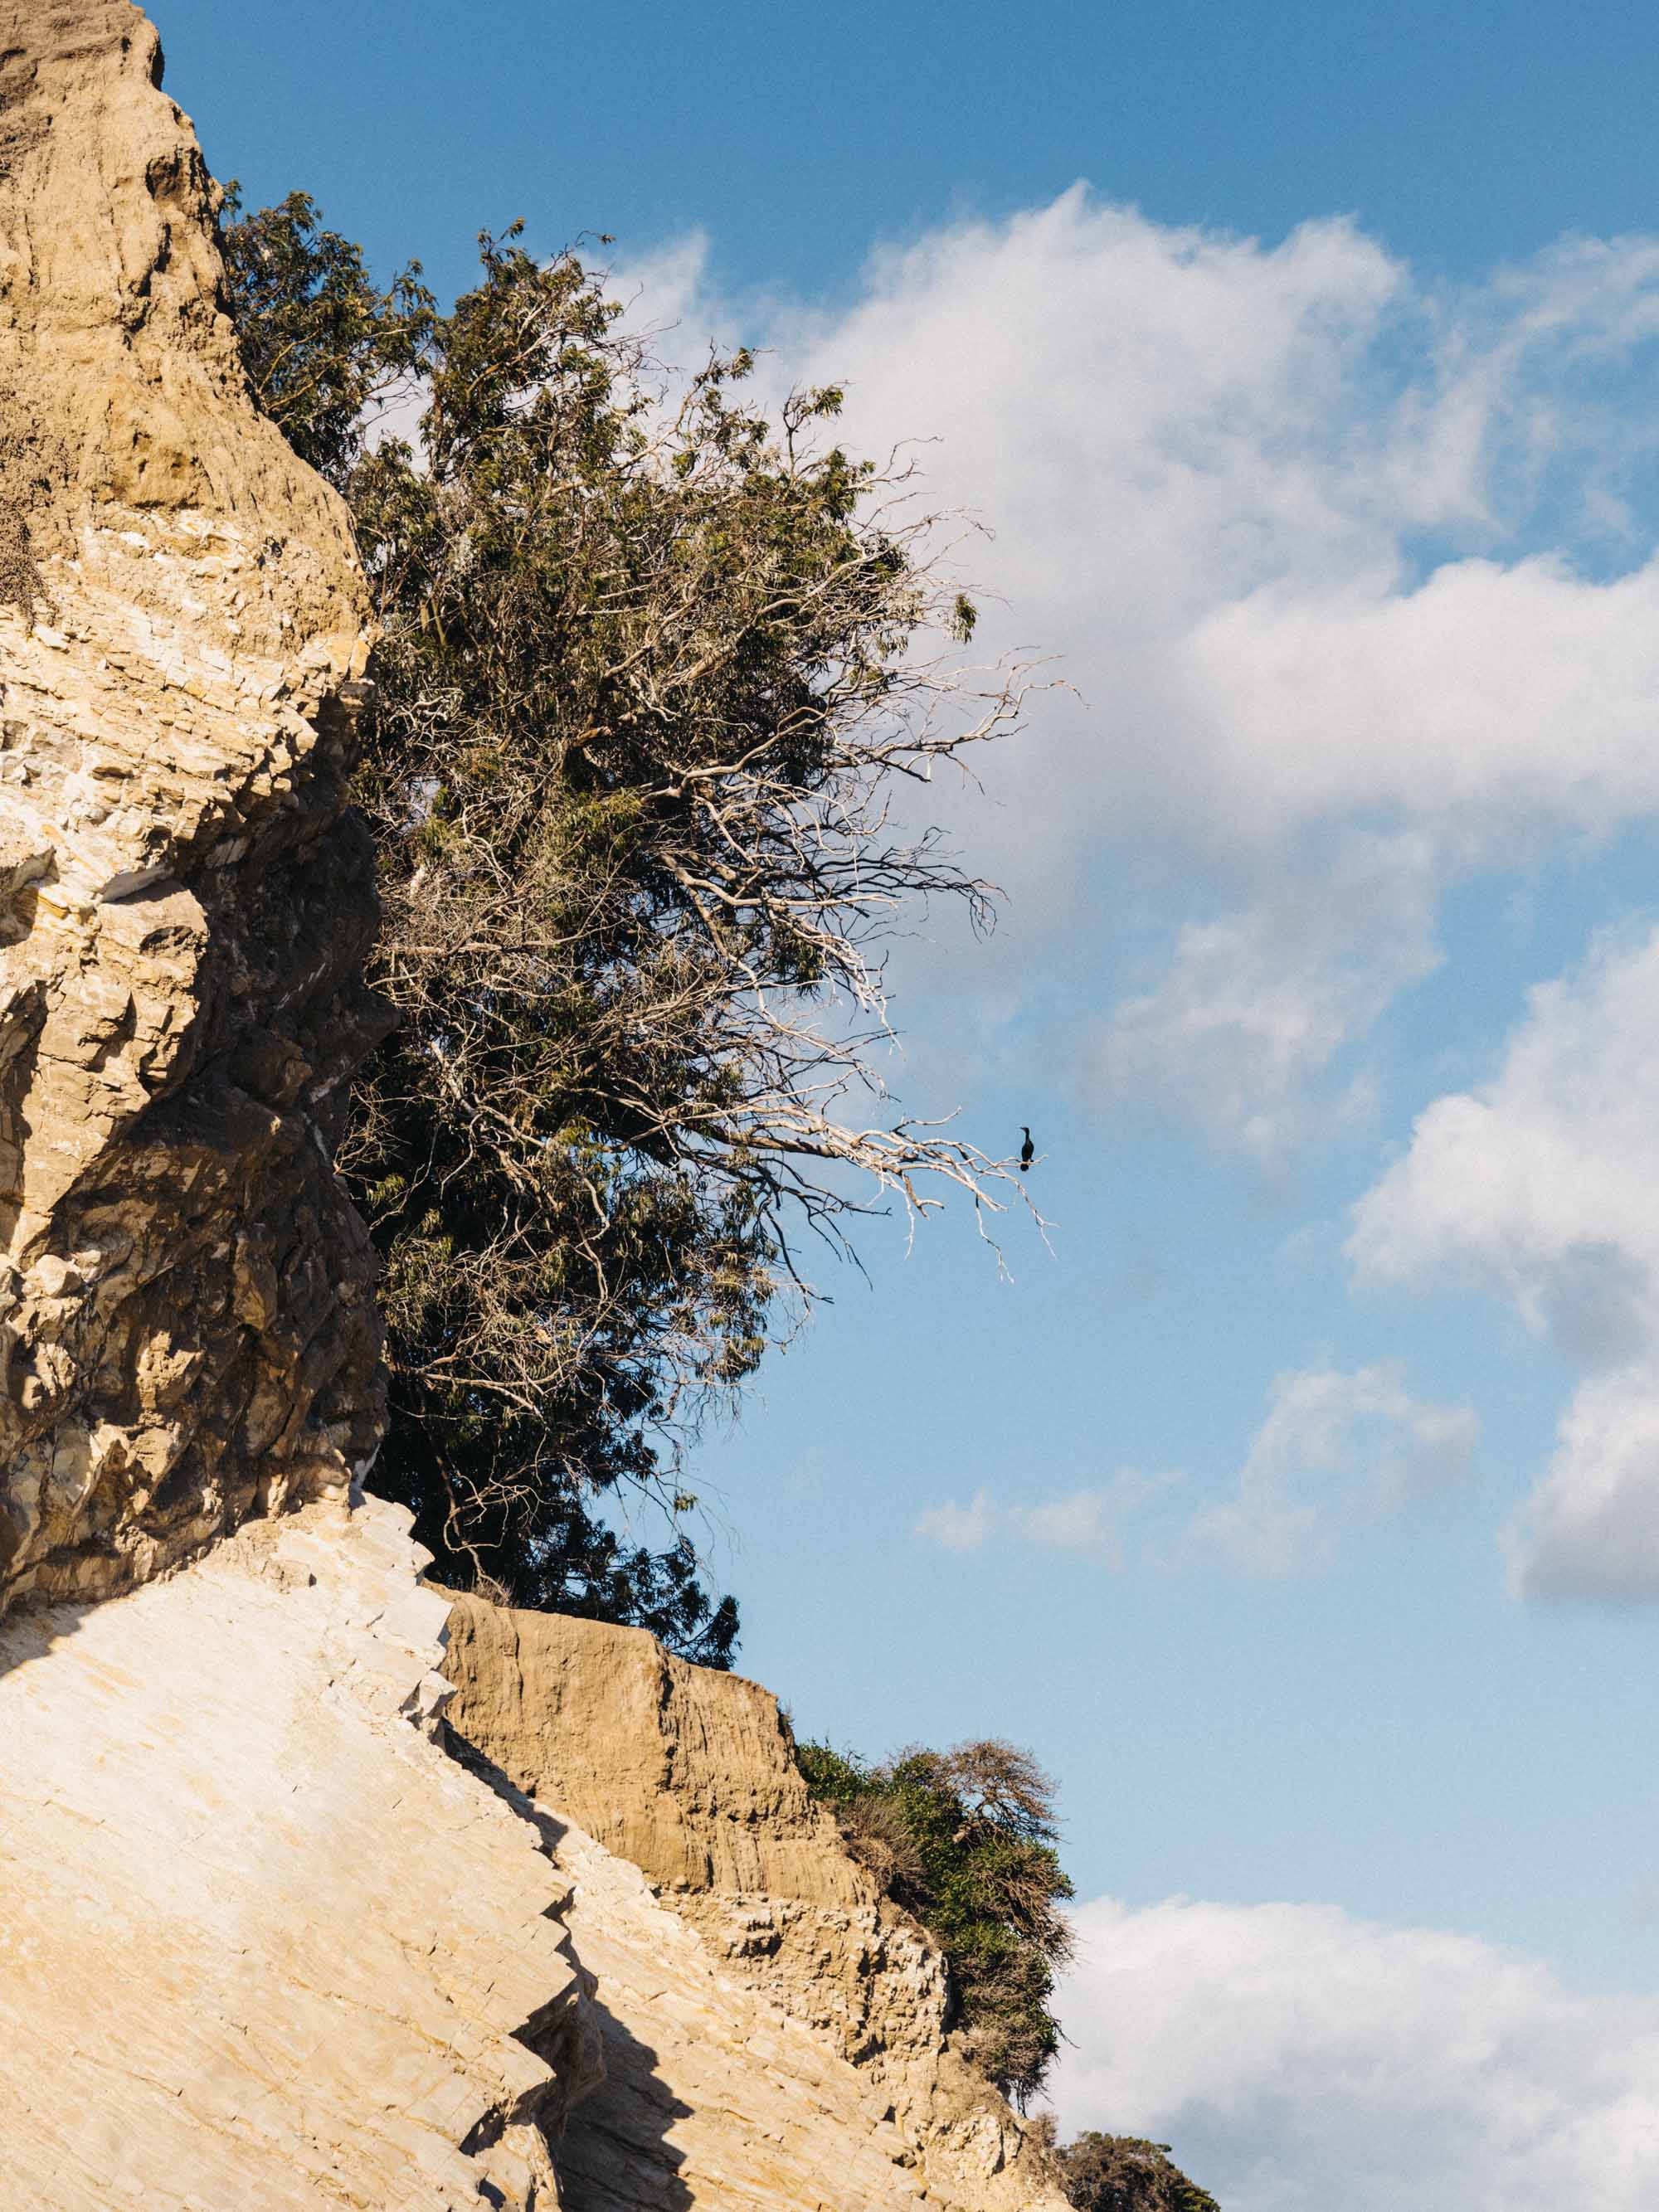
[1506,1366,1659,1600]
[912,1472,1171,1562]
[631,194,1659,1138]
[765,200,1659,853]
[1191,1363,1477,1573]
[1352,926,1659,1597]
[1352,926,1659,1324]
[1046,1893,1659,2212]
[1180,553,1659,842]
[1097,834,1440,1155]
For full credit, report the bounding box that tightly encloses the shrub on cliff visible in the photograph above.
[219,193,1031,1662]
[795,1736,1074,2106]
[1030,2122,1220,2212]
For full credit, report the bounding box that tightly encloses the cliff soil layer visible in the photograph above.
[445,1597,1073,2212]
[0,0,383,1616]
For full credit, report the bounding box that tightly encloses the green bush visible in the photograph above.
[795,1737,1074,2107]
[1037,2125,1220,2212]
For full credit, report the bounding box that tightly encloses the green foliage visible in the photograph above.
[1040,2127,1221,2212]
[795,1738,1074,2107]
[217,186,434,486]
[219,198,1025,1663]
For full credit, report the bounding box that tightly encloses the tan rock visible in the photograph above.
[0,1498,601,2210]
[444,1597,1073,2212]
[444,1597,874,1903]
[0,2,386,1613]
[547,1816,934,2212]
[0,1498,1036,2212]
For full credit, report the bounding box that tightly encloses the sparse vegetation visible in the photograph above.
[1030,2121,1220,2212]
[795,1735,1074,2107]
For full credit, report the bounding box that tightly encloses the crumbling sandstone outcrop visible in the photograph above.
[0,1496,1053,2212]
[543,1814,939,2212]
[441,1598,876,1901]
[0,0,384,1614]
[444,1599,1073,2212]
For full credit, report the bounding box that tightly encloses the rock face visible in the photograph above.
[444,1598,1073,2212]
[0,1505,1065,2212]
[0,0,384,1615]
[0,15,1094,2210]
[542,1813,935,2212]
[0,1499,601,2210]
[442,1599,874,1902]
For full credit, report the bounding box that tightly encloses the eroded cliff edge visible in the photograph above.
[0,10,1088,2206]
[444,1597,1072,2212]
[0,0,384,1614]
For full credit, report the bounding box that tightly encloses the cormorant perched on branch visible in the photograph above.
[1019,1126,1035,1172]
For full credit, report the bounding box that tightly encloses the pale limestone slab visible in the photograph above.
[0,1500,590,2210]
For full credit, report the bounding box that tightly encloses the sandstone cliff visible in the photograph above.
[444,1597,1073,2212]
[0,1499,600,2210]
[0,11,1095,2206]
[2,1498,1069,2212]
[0,0,384,1617]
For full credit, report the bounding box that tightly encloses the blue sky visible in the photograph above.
[165,8,1659,2205]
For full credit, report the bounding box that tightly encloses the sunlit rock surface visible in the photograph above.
[445,1598,1073,2212]
[0,1500,600,2210]
[0,0,384,1615]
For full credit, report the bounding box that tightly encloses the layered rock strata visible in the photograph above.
[0,13,1093,2210]
[0,1499,601,2210]
[444,1599,1072,2212]
[0,1503,1058,2212]
[0,0,384,1614]
[543,1813,932,2212]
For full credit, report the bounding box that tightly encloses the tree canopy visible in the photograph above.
[219,192,1030,1662]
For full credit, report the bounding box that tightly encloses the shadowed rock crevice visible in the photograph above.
[0,0,387,1616]
[556,2014,696,2212]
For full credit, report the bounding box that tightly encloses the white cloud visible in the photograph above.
[769,202,1659,855]
[1017,1488,1125,1553]
[611,228,719,362]
[1506,1366,1659,1600]
[913,1489,994,1552]
[1098,834,1440,1155]
[1352,927,1659,1325]
[912,1472,1170,1560]
[1180,553,1659,843]
[1352,927,1659,1597]
[631,194,1659,1139]
[1048,1893,1659,2212]
[915,1375,1472,1576]
[1193,1363,1477,1574]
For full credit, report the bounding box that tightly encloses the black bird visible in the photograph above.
[1019,1126,1035,1172]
